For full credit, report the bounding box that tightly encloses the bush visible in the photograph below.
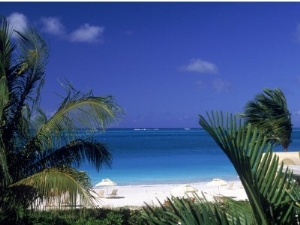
[0,207,145,225]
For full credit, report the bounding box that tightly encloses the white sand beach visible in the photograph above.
[93,180,248,208]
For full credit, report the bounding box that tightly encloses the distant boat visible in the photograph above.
[133,128,160,131]
[184,128,190,130]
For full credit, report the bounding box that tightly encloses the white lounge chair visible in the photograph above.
[105,189,118,198]
[98,190,105,198]
[228,183,234,189]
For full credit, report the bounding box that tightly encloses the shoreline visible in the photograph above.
[90,173,241,187]
[92,179,248,208]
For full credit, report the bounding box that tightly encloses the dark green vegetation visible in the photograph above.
[240,88,292,151]
[0,17,123,223]
[0,208,145,225]
[0,200,253,225]
[142,111,300,224]
[142,195,253,225]
[199,112,299,224]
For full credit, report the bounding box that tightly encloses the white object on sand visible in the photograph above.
[206,178,228,187]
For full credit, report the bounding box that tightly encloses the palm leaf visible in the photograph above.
[142,195,251,225]
[0,18,15,187]
[20,139,112,179]
[0,143,11,188]
[0,16,14,81]
[37,88,123,144]
[17,88,123,161]
[220,197,254,225]
[7,27,47,112]
[0,16,124,221]
[241,88,292,151]
[0,19,48,154]
[199,111,300,224]
[10,167,97,208]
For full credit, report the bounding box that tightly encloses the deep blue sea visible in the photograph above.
[78,128,300,186]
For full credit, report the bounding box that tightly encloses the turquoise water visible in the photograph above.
[78,128,300,186]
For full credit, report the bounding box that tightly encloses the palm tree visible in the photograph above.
[0,17,123,222]
[199,111,299,224]
[240,88,292,151]
[143,111,300,225]
[142,195,254,225]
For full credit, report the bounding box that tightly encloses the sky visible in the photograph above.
[2,2,300,128]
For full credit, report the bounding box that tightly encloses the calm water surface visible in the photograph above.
[78,128,300,186]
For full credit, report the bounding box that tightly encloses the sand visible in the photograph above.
[93,180,248,208]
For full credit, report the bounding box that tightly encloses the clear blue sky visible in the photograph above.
[2,2,300,128]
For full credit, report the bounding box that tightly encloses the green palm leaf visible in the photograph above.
[5,26,47,130]
[0,17,15,187]
[0,16,124,222]
[39,86,122,138]
[10,167,97,208]
[142,195,252,225]
[22,139,112,178]
[199,111,299,224]
[241,88,292,151]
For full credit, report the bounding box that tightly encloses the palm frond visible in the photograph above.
[10,167,97,208]
[199,111,300,224]
[220,197,254,224]
[23,105,47,133]
[21,139,112,179]
[54,83,123,129]
[34,89,123,150]
[0,16,124,221]
[0,64,9,120]
[0,72,10,187]
[0,16,14,80]
[1,20,48,150]
[242,88,292,150]
[142,195,251,225]
[0,143,12,188]
[0,18,16,188]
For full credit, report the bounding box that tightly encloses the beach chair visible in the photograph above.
[228,183,234,190]
[105,189,118,198]
[98,190,105,198]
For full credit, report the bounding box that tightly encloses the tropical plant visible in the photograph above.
[142,195,253,225]
[240,88,292,151]
[0,17,123,222]
[143,111,300,224]
[199,111,300,224]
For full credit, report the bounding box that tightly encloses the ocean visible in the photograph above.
[78,128,300,187]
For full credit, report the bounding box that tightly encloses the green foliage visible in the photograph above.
[142,195,254,225]
[199,111,300,224]
[0,208,144,225]
[241,88,292,151]
[0,16,124,222]
[143,110,300,225]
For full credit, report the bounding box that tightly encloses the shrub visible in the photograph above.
[1,207,145,225]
